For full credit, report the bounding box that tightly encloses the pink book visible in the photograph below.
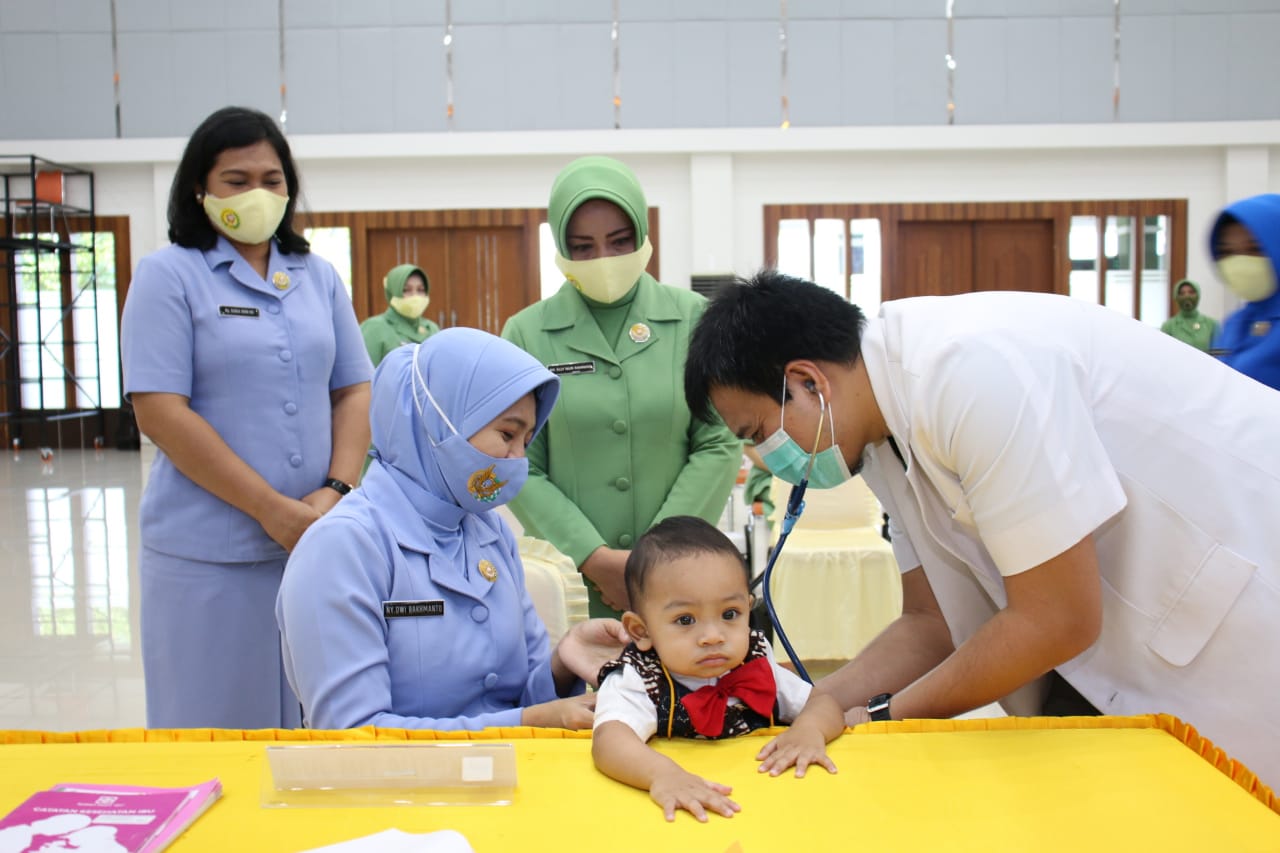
[0,778,223,853]
[0,787,191,852]
[50,780,223,853]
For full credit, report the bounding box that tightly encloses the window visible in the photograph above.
[767,201,1183,323]
[304,227,353,299]
[13,230,122,411]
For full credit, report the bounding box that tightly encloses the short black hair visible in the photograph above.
[625,516,748,607]
[167,106,309,254]
[685,269,866,423]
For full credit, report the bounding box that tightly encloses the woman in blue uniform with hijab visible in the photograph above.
[276,329,629,730]
[121,106,372,729]
[1211,193,1280,391]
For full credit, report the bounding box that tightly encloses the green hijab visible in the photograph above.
[548,156,648,255]
[383,263,430,302]
[1161,278,1217,352]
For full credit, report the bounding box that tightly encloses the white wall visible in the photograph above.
[5,120,1278,323]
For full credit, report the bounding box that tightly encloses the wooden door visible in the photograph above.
[894,222,973,300]
[443,227,526,333]
[974,220,1055,294]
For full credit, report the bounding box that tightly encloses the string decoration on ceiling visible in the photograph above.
[779,0,790,129]
[945,0,957,125]
[1112,0,1122,118]
[613,0,622,129]
[277,0,288,131]
[445,0,456,129]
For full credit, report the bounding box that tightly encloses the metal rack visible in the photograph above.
[0,155,107,450]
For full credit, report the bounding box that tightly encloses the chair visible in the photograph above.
[762,475,903,663]
[516,536,589,647]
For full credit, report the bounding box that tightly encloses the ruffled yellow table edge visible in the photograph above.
[3,713,1274,817]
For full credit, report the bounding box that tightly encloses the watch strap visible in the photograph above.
[323,477,353,496]
[867,692,893,722]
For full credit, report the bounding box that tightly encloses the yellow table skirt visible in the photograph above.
[3,716,1276,851]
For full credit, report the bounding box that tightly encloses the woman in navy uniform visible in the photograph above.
[121,106,372,729]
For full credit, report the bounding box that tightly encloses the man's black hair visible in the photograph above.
[167,106,310,254]
[684,269,866,424]
[625,516,748,608]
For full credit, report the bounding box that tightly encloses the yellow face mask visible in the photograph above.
[1217,255,1277,303]
[202,188,289,246]
[390,294,430,320]
[555,238,653,304]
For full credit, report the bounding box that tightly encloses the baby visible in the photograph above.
[592,516,845,822]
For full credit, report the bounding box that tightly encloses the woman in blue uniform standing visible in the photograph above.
[276,329,628,730]
[121,106,372,729]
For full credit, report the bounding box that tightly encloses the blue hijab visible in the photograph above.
[369,329,559,559]
[1210,193,1280,391]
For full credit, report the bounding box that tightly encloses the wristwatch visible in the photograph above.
[867,692,893,722]
[323,477,353,496]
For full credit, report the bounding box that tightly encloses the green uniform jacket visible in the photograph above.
[502,275,742,614]
[360,309,440,367]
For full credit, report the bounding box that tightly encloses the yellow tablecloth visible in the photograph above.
[2,717,1276,851]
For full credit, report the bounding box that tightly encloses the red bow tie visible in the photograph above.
[679,656,777,737]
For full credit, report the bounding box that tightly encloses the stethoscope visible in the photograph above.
[748,401,830,685]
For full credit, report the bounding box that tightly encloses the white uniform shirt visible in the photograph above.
[856,292,1280,783]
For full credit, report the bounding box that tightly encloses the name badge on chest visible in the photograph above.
[548,360,596,376]
[383,600,445,619]
[219,305,260,318]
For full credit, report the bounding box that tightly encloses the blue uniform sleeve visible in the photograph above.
[278,515,527,731]
[317,257,373,391]
[120,252,195,398]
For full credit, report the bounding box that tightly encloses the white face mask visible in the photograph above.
[202,188,289,246]
[555,237,653,304]
[1217,255,1278,303]
[390,294,430,320]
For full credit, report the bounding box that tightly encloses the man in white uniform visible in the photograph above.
[685,270,1280,786]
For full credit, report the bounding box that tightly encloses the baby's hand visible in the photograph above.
[649,767,741,822]
[756,723,839,778]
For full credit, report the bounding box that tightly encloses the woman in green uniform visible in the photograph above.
[361,263,439,366]
[502,156,741,618]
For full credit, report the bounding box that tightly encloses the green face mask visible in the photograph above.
[755,382,853,490]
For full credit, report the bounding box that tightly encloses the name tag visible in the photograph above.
[383,600,445,619]
[548,360,595,376]
[219,305,260,318]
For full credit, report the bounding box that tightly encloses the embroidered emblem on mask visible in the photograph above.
[221,209,240,229]
[468,465,507,502]
[478,560,498,582]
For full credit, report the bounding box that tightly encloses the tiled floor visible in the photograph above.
[0,448,1003,733]
[0,448,147,731]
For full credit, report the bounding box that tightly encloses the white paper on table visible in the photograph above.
[298,828,475,853]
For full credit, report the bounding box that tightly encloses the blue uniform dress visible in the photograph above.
[1211,194,1280,392]
[277,331,578,730]
[120,236,371,729]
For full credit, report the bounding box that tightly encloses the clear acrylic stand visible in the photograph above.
[260,743,517,808]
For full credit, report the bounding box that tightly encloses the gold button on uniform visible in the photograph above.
[478,560,498,582]
[272,271,290,290]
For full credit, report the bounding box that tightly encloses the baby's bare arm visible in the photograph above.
[593,721,741,822]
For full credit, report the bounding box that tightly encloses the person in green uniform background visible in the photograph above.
[1160,278,1218,353]
[502,156,742,618]
[361,263,440,366]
